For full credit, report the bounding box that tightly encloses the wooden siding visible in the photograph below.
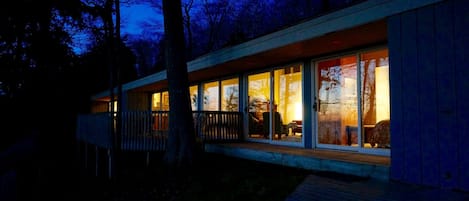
[91,101,109,113]
[126,92,150,111]
[453,0,469,191]
[400,11,422,184]
[434,1,458,190]
[388,0,468,191]
[388,13,405,182]
[416,5,439,187]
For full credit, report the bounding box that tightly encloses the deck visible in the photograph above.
[286,174,469,201]
[204,142,469,201]
[76,111,389,181]
[205,142,390,181]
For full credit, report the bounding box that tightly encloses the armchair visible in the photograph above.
[262,112,286,139]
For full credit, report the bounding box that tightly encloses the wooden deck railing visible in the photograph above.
[76,111,243,151]
[76,112,113,149]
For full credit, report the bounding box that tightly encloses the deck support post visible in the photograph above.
[84,143,88,169]
[146,151,150,167]
[107,149,112,180]
[95,145,99,177]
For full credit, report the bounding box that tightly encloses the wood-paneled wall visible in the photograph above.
[126,91,150,111]
[388,0,468,191]
[91,101,109,113]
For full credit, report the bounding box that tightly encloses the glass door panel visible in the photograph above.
[317,56,358,146]
[360,49,390,149]
[247,72,270,139]
[274,64,303,142]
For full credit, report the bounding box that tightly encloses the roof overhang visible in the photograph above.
[92,0,443,100]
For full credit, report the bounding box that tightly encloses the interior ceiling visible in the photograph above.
[132,19,387,93]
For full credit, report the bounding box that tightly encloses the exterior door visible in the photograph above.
[246,65,303,143]
[247,72,271,140]
[316,55,359,148]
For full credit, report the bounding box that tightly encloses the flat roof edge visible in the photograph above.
[187,0,443,72]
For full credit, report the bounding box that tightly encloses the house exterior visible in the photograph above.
[80,0,468,192]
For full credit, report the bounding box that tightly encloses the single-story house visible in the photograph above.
[76,0,468,192]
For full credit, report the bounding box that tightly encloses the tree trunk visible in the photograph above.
[162,0,199,169]
[104,0,115,154]
[114,0,122,181]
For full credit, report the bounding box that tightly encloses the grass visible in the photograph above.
[74,152,312,201]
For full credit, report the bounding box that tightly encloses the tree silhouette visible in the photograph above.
[162,0,200,169]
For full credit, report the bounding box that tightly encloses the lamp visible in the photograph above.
[294,102,302,120]
[375,65,390,122]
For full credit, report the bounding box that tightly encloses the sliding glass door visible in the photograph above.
[246,63,303,144]
[316,56,358,147]
[314,48,390,152]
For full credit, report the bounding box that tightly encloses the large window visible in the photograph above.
[189,85,198,111]
[221,78,239,111]
[152,91,169,111]
[153,86,199,111]
[247,64,303,143]
[203,81,219,111]
[203,78,239,111]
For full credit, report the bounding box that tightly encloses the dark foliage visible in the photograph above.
[77,39,138,95]
[128,0,366,78]
[0,0,87,150]
[71,152,312,201]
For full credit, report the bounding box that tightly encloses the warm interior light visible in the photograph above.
[375,65,390,122]
[294,102,302,120]
[152,93,161,110]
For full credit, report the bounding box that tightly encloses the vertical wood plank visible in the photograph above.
[435,0,459,189]
[388,15,405,181]
[401,11,422,184]
[453,0,469,192]
[417,5,439,187]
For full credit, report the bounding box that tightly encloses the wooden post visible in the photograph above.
[95,145,99,177]
[108,149,112,180]
[146,152,150,167]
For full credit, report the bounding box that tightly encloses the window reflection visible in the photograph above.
[247,64,303,143]
[317,56,358,145]
[203,81,219,111]
[152,91,169,111]
[361,49,390,149]
[202,78,239,111]
[189,85,198,111]
[315,48,390,149]
[221,78,239,111]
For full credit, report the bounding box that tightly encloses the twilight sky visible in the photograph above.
[121,3,162,35]
[72,3,161,54]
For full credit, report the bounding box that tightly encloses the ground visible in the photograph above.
[71,152,312,201]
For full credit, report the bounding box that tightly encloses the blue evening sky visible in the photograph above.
[72,3,161,54]
[121,3,162,35]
